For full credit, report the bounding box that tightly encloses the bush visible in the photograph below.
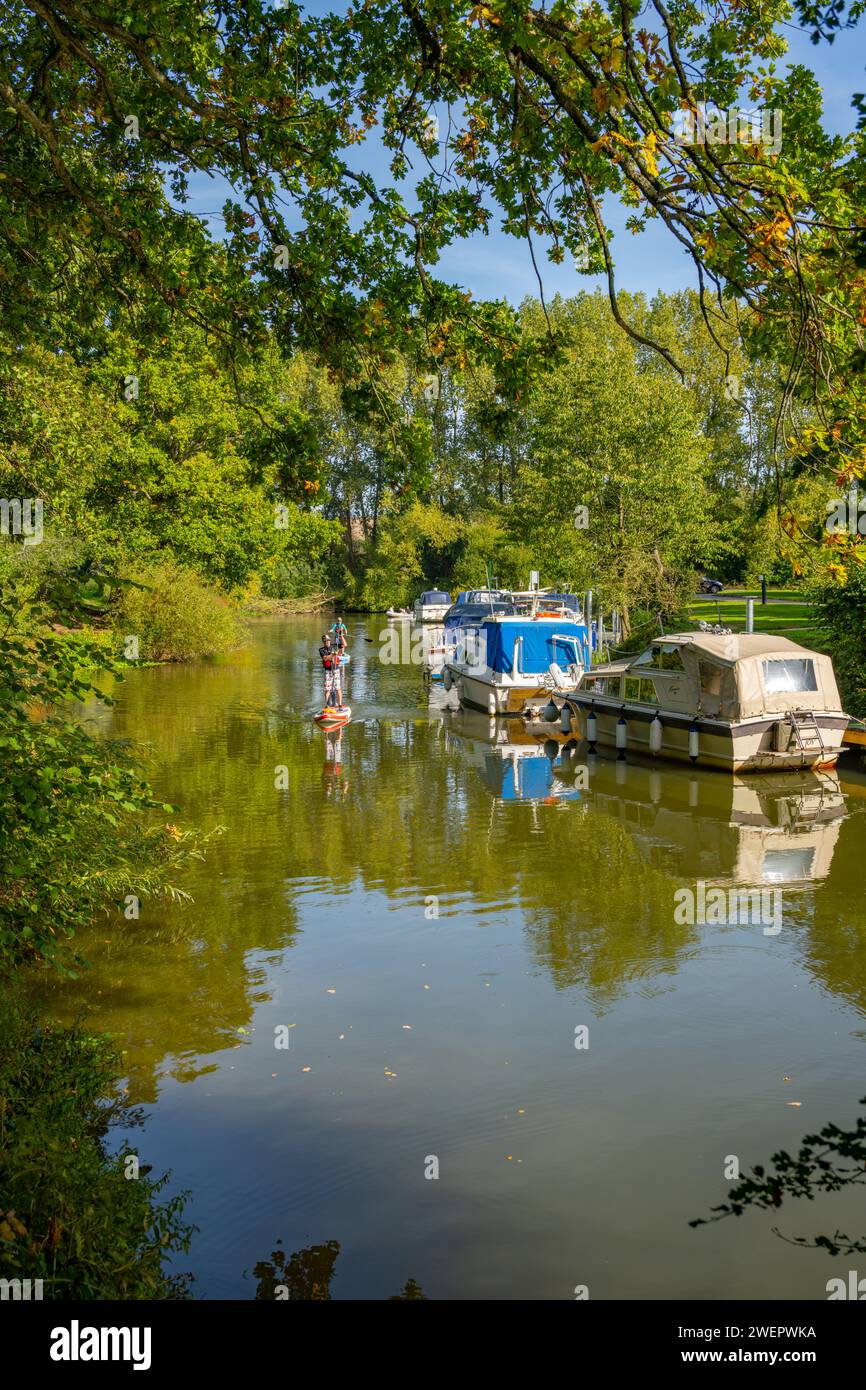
[811,566,866,718]
[0,545,209,970]
[112,559,243,662]
[0,985,193,1299]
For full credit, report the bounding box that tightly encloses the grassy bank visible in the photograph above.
[686,588,829,649]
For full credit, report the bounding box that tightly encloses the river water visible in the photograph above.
[29,617,866,1300]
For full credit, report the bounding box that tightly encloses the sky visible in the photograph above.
[184,3,866,305]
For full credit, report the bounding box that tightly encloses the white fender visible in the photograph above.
[649,713,663,754]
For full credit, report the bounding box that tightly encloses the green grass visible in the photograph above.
[685,589,830,650]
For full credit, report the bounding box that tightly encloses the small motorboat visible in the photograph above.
[315,705,352,728]
[413,590,452,622]
[386,607,412,620]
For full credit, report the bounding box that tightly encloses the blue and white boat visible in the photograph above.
[443,612,592,715]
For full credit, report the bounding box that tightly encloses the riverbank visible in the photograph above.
[0,982,194,1299]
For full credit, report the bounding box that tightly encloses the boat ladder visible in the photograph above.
[788,709,825,755]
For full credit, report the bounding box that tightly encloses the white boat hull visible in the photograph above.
[565,695,847,773]
[449,665,579,716]
[414,604,451,623]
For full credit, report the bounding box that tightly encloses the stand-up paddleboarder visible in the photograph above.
[319,632,344,709]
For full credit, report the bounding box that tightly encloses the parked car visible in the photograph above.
[699,575,725,594]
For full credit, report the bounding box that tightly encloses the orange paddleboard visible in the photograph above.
[315,706,352,728]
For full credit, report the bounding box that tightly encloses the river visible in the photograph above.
[28,616,866,1300]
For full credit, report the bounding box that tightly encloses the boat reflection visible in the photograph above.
[447,709,846,884]
[445,707,584,802]
[584,753,844,889]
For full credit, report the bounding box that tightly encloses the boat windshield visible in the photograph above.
[634,643,686,671]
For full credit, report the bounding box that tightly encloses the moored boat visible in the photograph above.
[413,590,452,622]
[444,611,592,715]
[559,632,848,773]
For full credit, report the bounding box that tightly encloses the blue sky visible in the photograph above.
[185,4,866,304]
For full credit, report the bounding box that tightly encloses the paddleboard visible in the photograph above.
[315,706,352,727]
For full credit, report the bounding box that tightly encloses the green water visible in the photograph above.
[28,617,866,1300]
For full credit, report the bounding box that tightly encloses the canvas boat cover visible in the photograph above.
[480,619,590,675]
[659,633,843,720]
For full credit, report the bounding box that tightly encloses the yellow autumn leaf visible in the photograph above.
[643,131,659,177]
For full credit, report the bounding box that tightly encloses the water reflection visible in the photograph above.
[581,755,845,890]
[23,619,866,1299]
[446,707,583,803]
[28,622,866,1094]
[251,1239,426,1300]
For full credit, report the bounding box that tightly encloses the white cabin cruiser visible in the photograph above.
[413,590,452,623]
[562,632,848,773]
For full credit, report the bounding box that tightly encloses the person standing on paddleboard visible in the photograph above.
[331,617,348,653]
[319,632,343,709]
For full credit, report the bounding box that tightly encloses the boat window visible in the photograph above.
[634,643,686,672]
[698,661,723,697]
[625,676,660,704]
[762,848,817,883]
[585,675,619,697]
[762,658,818,694]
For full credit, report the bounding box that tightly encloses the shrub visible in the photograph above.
[810,566,866,718]
[112,559,243,662]
[0,985,193,1299]
[0,545,209,970]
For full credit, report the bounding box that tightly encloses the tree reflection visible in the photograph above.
[252,1239,426,1300]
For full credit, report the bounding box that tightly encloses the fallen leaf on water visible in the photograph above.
[506,1155,513,1161]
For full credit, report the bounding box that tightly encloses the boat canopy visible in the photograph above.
[419,590,451,604]
[481,618,590,674]
[632,633,842,720]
